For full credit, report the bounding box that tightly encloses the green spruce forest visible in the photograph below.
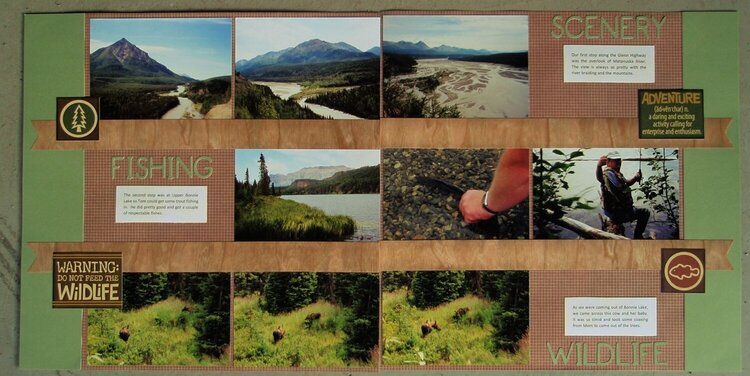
[234,272,379,368]
[382,271,529,365]
[87,273,230,366]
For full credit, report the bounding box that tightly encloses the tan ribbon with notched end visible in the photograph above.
[31,118,732,150]
[28,239,732,272]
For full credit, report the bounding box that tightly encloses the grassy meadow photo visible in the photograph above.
[86,273,230,366]
[533,148,681,239]
[383,15,529,118]
[233,272,379,368]
[90,18,232,119]
[235,149,381,241]
[235,17,380,119]
[382,149,529,240]
[382,271,529,366]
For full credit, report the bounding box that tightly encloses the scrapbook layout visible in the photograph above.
[20,10,740,372]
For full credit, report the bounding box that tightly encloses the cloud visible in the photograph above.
[89,39,111,51]
[669,263,700,281]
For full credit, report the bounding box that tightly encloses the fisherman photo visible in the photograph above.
[533,148,680,240]
[595,151,650,239]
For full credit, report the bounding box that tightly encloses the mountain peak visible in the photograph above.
[416,41,429,48]
[91,38,185,81]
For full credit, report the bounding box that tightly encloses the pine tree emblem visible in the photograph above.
[58,98,99,140]
[71,104,87,133]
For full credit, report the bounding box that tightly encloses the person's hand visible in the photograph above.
[598,155,608,167]
[459,189,495,224]
[635,170,643,182]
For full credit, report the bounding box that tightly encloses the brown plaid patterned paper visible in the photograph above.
[84,150,234,242]
[530,270,683,370]
[529,12,682,118]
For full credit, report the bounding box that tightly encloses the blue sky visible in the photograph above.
[90,18,232,80]
[384,15,528,52]
[235,149,381,181]
[235,17,380,61]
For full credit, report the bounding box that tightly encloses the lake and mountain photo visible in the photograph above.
[533,148,681,240]
[89,18,232,119]
[234,17,381,119]
[234,149,381,241]
[383,15,529,118]
[233,272,379,368]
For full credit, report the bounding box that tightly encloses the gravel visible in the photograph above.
[383,149,529,240]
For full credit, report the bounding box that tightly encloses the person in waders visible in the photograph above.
[595,151,650,239]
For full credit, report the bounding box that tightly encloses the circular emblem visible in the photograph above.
[59,99,99,138]
[664,251,704,292]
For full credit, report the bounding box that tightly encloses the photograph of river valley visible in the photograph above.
[234,149,381,241]
[234,17,381,119]
[89,18,233,120]
[383,15,529,118]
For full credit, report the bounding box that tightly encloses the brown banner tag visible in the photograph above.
[661,248,705,293]
[52,252,122,308]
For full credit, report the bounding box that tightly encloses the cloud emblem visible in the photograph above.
[669,263,700,281]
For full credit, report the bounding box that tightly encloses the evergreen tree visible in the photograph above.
[234,272,265,297]
[317,273,337,303]
[464,271,484,297]
[382,271,413,292]
[122,273,169,311]
[343,273,379,361]
[192,273,231,358]
[410,271,465,308]
[486,271,529,353]
[258,154,271,195]
[263,273,318,314]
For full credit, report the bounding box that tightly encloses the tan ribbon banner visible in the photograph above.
[28,239,732,272]
[31,118,731,150]
[32,119,381,150]
[380,118,732,148]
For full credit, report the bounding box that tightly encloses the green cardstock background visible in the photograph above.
[19,11,741,372]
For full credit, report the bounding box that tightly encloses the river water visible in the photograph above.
[280,193,380,241]
[161,85,203,119]
[252,81,362,120]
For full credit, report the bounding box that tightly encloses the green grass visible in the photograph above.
[87,297,228,366]
[234,294,373,368]
[235,196,356,241]
[382,290,529,366]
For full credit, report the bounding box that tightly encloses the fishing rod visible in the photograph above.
[638,148,642,186]
[541,157,678,162]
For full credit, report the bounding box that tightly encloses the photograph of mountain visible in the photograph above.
[235,149,381,241]
[234,17,380,119]
[89,18,232,119]
[383,15,529,118]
